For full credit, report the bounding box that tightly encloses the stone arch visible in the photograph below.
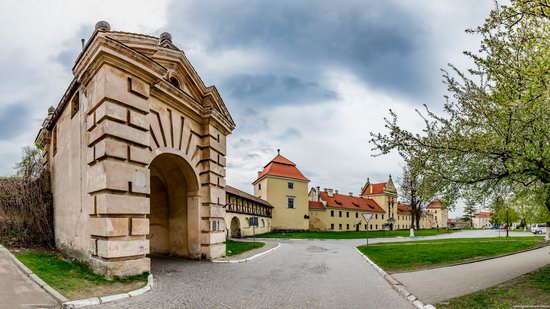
[148,151,201,258]
[230,216,241,238]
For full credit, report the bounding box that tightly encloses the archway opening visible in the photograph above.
[149,153,199,256]
[230,216,241,238]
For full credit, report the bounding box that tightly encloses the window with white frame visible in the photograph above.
[287,196,295,208]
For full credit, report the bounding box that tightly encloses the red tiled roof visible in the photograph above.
[319,192,385,213]
[475,211,491,218]
[225,185,273,208]
[397,203,412,214]
[308,201,325,210]
[427,198,442,209]
[361,182,386,196]
[254,154,309,183]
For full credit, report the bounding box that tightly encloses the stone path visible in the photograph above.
[100,239,413,309]
[0,246,58,308]
[394,245,550,304]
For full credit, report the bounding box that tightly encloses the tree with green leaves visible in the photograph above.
[370,1,550,239]
[462,202,477,228]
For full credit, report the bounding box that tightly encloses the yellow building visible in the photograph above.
[308,187,387,231]
[253,152,310,231]
[224,185,272,238]
[426,198,448,228]
[360,177,399,230]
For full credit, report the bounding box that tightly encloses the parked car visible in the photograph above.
[531,223,548,235]
[491,224,500,230]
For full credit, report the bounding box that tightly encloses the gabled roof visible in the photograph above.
[427,198,442,209]
[362,182,386,195]
[225,185,273,208]
[318,192,385,213]
[253,154,309,183]
[308,201,325,210]
[397,203,412,214]
[475,211,491,218]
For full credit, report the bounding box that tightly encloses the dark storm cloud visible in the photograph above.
[224,73,337,105]
[0,103,29,140]
[167,0,432,99]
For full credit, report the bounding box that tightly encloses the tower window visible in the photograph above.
[288,182,294,190]
[287,196,295,209]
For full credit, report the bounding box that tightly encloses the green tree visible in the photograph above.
[462,202,477,228]
[370,1,550,233]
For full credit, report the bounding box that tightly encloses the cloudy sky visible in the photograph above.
[0,0,495,217]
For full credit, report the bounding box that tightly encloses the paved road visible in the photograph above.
[0,246,58,309]
[394,245,550,304]
[101,240,413,309]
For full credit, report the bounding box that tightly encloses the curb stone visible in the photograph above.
[212,242,281,263]
[0,245,154,308]
[354,247,436,309]
[63,273,154,308]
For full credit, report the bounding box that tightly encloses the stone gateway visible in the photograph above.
[35,22,235,277]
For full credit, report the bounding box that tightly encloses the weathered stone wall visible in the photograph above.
[39,24,234,277]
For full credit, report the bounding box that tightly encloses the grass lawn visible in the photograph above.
[254,229,454,239]
[357,236,546,273]
[225,240,264,256]
[438,265,550,309]
[16,252,148,300]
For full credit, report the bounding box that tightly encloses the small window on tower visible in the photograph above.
[258,183,261,190]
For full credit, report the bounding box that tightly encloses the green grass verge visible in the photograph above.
[357,237,546,272]
[16,252,148,300]
[225,240,264,256]
[254,229,454,239]
[438,265,550,309]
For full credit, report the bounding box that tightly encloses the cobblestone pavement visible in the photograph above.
[98,230,536,308]
[100,239,413,309]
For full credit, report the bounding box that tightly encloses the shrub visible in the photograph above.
[0,146,54,247]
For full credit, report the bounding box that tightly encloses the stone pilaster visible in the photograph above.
[85,64,151,277]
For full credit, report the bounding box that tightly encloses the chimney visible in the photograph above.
[257,171,261,177]
[327,188,333,197]
[316,186,320,202]
[349,192,353,196]
[335,189,339,195]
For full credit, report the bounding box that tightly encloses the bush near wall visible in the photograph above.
[0,146,54,248]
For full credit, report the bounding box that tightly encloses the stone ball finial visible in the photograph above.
[160,32,172,43]
[95,21,111,32]
[48,106,55,115]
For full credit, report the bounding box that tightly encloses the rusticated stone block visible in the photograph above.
[95,101,127,124]
[89,257,150,278]
[87,160,149,194]
[131,218,149,235]
[129,110,148,130]
[88,65,149,113]
[94,138,127,161]
[129,145,150,164]
[95,194,149,215]
[89,119,149,147]
[96,239,149,258]
[89,217,129,237]
[128,76,150,98]
[200,230,225,245]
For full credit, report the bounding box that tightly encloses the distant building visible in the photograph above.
[308,188,386,231]
[224,185,273,238]
[472,211,492,228]
[427,198,448,228]
[253,152,310,231]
